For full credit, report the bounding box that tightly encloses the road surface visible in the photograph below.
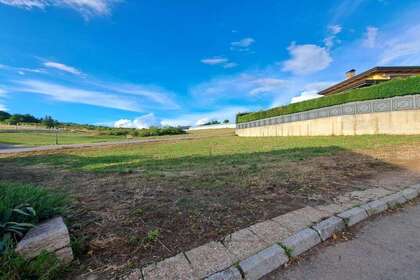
[264,201,420,280]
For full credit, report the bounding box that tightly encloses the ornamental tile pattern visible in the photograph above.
[237,95,419,129]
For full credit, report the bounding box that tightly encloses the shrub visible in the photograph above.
[237,76,420,123]
[136,127,186,137]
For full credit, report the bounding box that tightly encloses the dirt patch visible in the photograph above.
[1,146,420,279]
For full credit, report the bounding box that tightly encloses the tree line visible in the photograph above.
[0,110,186,137]
[201,119,230,126]
[0,111,58,128]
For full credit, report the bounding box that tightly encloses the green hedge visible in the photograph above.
[236,76,420,123]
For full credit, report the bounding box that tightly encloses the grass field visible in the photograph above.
[0,131,129,146]
[8,130,420,174]
[2,129,420,279]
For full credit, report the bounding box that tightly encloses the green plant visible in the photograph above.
[128,229,160,248]
[237,76,420,123]
[280,244,294,258]
[70,235,88,258]
[0,205,36,255]
[0,247,63,280]
[143,229,160,245]
[0,181,68,224]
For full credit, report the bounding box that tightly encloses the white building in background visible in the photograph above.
[188,123,236,131]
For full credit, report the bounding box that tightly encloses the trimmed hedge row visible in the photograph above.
[236,76,420,124]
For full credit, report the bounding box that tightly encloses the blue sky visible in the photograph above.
[1,0,420,127]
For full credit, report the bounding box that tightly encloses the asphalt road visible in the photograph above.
[264,202,420,280]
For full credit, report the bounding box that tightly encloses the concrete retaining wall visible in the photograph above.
[236,95,420,137]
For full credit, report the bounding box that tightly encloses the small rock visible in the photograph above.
[15,216,73,264]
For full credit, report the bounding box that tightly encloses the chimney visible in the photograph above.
[346,69,356,79]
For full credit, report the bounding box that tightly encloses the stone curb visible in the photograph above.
[126,184,420,280]
[239,244,288,280]
[336,206,369,227]
[311,216,345,241]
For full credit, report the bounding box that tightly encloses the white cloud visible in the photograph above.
[328,25,342,35]
[0,0,44,8]
[363,26,379,48]
[0,0,118,18]
[324,24,342,49]
[161,106,249,127]
[248,78,286,96]
[3,64,179,113]
[223,62,238,69]
[43,61,82,76]
[330,0,364,23]
[230,37,255,51]
[231,38,255,48]
[0,88,6,111]
[0,64,45,75]
[14,79,142,112]
[290,91,322,104]
[191,72,288,105]
[201,57,229,65]
[101,83,180,109]
[282,43,332,75]
[289,82,333,103]
[378,24,420,65]
[201,57,237,69]
[114,113,159,129]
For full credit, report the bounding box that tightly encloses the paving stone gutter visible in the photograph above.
[124,183,420,280]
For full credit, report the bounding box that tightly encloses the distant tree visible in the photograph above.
[7,115,22,125]
[223,119,229,123]
[11,115,24,125]
[42,115,58,129]
[6,113,39,124]
[0,111,11,121]
[21,114,40,123]
[203,120,221,126]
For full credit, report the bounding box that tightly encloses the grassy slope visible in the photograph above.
[8,130,420,174]
[237,76,420,123]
